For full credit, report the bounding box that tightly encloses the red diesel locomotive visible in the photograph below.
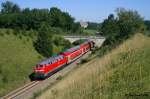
[33,40,95,79]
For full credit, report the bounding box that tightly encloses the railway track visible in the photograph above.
[1,81,40,99]
[1,51,92,99]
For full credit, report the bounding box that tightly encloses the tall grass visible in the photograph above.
[0,31,43,97]
[38,34,150,99]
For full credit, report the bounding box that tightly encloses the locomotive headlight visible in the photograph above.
[34,69,44,73]
[38,70,44,72]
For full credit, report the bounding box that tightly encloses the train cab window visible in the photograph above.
[36,65,43,68]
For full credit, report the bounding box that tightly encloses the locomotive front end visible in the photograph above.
[33,65,46,79]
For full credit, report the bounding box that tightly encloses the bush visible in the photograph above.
[18,35,22,39]
[53,35,72,49]
[98,46,111,57]
[56,75,63,80]
[6,30,10,35]
[80,58,89,64]
[73,39,87,46]
[0,32,4,36]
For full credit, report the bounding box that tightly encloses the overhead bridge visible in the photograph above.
[63,36,106,47]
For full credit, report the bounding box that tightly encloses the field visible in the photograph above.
[38,33,150,99]
[83,29,97,36]
[0,30,43,97]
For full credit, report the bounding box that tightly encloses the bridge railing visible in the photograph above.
[63,36,105,39]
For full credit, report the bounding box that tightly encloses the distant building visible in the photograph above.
[80,21,88,28]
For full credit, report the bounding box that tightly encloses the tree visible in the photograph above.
[49,7,75,31]
[12,4,20,13]
[87,22,101,30]
[53,35,72,49]
[116,8,146,39]
[1,1,20,13]
[101,8,146,45]
[22,8,30,13]
[144,20,150,31]
[49,7,62,27]
[0,1,79,34]
[72,22,82,34]
[101,14,120,45]
[34,23,53,57]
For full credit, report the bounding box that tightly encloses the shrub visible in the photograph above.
[80,58,89,64]
[56,75,63,80]
[0,32,4,36]
[6,30,10,35]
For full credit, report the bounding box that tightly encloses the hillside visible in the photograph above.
[0,31,43,96]
[38,33,150,99]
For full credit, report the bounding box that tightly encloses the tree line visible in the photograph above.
[0,1,81,57]
[98,8,148,56]
[0,1,81,34]
[0,1,149,58]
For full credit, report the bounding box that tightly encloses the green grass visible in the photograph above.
[38,34,150,99]
[0,31,43,97]
[83,29,97,36]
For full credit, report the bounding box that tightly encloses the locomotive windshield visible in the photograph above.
[36,65,43,68]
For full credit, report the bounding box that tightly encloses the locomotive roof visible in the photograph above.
[38,55,64,65]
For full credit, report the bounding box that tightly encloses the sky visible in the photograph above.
[0,0,149,22]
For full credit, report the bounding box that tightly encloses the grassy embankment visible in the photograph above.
[0,29,43,97]
[38,33,150,99]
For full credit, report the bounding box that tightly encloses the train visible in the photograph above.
[33,39,95,79]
